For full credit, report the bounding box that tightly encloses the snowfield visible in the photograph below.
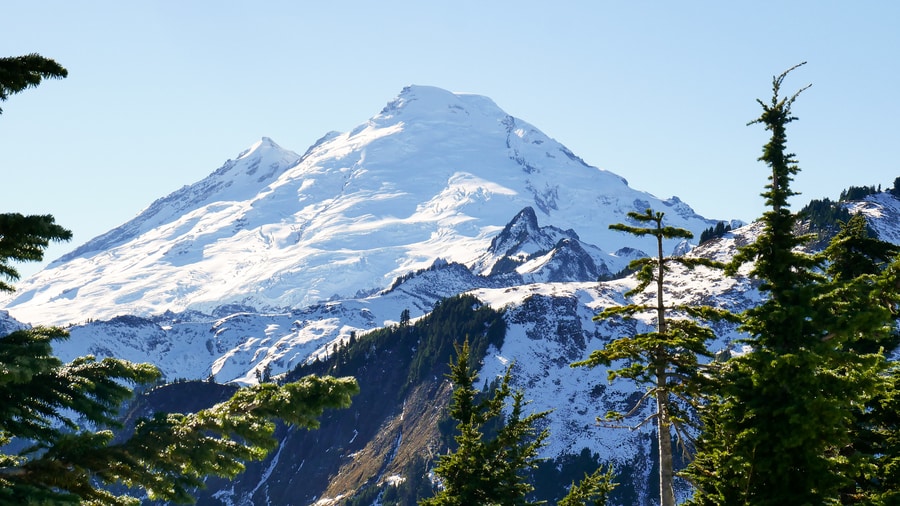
[3,85,728,327]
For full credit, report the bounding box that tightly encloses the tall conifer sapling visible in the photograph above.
[573,209,734,506]
[685,62,897,505]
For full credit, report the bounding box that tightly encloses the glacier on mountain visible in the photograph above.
[3,85,724,327]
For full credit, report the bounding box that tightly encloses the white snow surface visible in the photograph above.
[847,191,900,244]
[3,85,722,327]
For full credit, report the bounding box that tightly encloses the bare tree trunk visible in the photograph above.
[656,234,675,506]
[657,382,676,506]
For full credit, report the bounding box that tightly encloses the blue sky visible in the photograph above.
[3,1,899,277]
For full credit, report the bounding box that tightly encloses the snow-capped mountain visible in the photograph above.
[0,72,895,500]
[6,84,833,505]
[3,85,727,327]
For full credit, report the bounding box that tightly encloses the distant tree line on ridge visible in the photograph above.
[698,222,733,244]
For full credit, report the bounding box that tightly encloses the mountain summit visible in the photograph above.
[5,85,724,325]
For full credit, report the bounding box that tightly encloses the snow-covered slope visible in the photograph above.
[101,223,765,505]
[3,85,725,326]
[46,221,761,485]
[44,226,758,387]
[847,191,900,244]
[474,224,760,458]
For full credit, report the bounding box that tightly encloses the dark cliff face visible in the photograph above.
[482,206,609,281]
[488,206,546,257]
[539,238,609,282]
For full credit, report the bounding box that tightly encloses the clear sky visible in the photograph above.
[3,1,899,278]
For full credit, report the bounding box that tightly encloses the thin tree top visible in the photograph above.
[748,61,812,212]
[748,61,811,130]
[727,63,819,282]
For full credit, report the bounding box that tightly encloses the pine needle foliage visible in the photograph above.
[556,465,617,506]
[0,213,72,292]
[825,216,900,503]
[0,324,359,505]
[0,53,67,114]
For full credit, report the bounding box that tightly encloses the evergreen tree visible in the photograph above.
[684,63,897,505]
[798,197,852,236]
[530,449,617,506]
[0,329,358,504]
[823,215,900,503]
[556,465,617,506]
[839,185,878,202]
[400,308,411,328]
[0,54,71,290]
[422,340,550,506]
[890,176,900,198]
[0,53,67,114]
[824,214,899,283]
[844,365,900,504]
[0,213,72,292]
[698,222,732,244]
[572,209,733,506]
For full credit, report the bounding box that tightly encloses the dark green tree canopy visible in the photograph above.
[0,213,72,292]
[0,325,359,505]
[686,63,900,506]
[824,213,899,282]
[698,222,732,244]
[422,340,550,506]
[890,176,900,198]
[0,53,67,114]
[0,53,72,290]
[839,185,879,202]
